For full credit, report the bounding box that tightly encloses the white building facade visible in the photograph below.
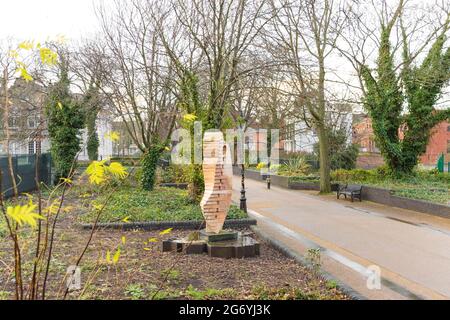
[78,117,114,161]
[283,111,354,154]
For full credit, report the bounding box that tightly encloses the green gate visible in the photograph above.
[0,153,52,198]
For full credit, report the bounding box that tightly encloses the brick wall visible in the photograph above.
[419,121,450,166]
[353,115,450,168]
[356,154,385,169]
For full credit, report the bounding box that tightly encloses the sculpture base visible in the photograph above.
[199,230,238,242]
[162,231,260,259]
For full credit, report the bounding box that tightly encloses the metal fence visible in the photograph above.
[0,153,52,198]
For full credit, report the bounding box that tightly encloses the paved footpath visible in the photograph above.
[232,176,450,300]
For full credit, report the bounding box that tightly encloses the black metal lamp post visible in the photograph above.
[266,133,271,190]
[239,112,248,213]
[240,162,247,213]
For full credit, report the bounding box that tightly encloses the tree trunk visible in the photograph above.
[317,57,331,194]
[3,69,18,198]
[141,146,161,191]
[317,124,331,194]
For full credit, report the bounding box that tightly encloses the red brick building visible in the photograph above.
[352,115,379,154]
[419,120,450,166]
[352,115,450,169]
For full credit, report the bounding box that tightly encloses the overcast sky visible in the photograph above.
[0,0,99,41]
[0,0,447,107]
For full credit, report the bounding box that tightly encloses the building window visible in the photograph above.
[28,116,38,129]
[28,141,35,155]
[8,116,18,128]
[447,125,450,132]
[28,141,41,155]
[447,140,450,154]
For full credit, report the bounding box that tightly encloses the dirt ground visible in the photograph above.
[0,193,348,300]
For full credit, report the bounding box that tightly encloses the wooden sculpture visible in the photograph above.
[200,132,233,234]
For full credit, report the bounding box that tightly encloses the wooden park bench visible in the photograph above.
[337,184,363,202]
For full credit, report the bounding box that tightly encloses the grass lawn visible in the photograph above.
[79,187,248,224]
[288,172,449,205]
[351,178,449,205]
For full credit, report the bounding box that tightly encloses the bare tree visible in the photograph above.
[266,0,348,193]
[0,41,21,198]
[163,0,271,129]
[95,0,178,190]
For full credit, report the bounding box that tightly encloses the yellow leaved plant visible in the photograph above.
[39,47,58,66]
[7,203,44,228]
[86,160,107,185]
[104,131,120,142]
[86,160,128,185]
[183,114,197,122]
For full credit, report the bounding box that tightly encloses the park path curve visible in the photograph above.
[232,176,450,300]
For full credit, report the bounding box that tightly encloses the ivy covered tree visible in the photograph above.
[360,1,450,175]
[46,59,85,184]
[177,69,207,203]
[82,84,101,161]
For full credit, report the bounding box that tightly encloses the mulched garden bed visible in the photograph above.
[0,187,349,300]
[0,227,348,300]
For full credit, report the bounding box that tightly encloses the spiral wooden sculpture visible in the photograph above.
[200,132,233,234]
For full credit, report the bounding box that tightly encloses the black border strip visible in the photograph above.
[80,218,258,231]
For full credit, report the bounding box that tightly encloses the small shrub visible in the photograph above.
[331,168,378,183]
[184,285,235,300]
[256,162,267,170]
[375,165,391,178]
[416,169,450,184]
[306,248,322,274]
[251,285,321,300]
[161,269,181,282]
[147,285,180,300]
[157,165,187,184]
[124,284,146,300]
[0,291,11,300]
[279,156,311,177]
[326,280,338,290]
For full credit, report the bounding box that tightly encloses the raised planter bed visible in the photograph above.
[81,218,257,231]
[234,167,338,191]
[290,181,340,192]
[360,186,450,219]
[159,183,189,189]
